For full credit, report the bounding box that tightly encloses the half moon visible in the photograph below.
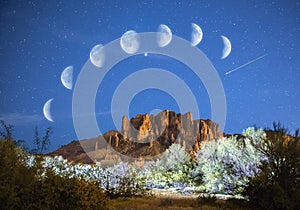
[43,98,54,122]
[61,66,73,90]
[221,35,231,59]
[120,30,140,54]
[191,23,203,46]
[157,24,172,47]
[90,44,105,67]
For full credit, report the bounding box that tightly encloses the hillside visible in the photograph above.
[48,110,225,165]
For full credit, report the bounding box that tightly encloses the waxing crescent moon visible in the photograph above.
[221,35,231,59]
[191,23,203,46]
[120,30,140,54]
[61,66,73,90]
[90,44,105,67]
[157,24,172,47]
[43,98,54,122]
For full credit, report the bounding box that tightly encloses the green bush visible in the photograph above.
[0,121,108,210]
[244,123,300,210]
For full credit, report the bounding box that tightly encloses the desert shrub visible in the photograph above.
[244,123,300,210]
[0,121,108,210]
[101,161,150,198]
[193,128,266,195]
[143,143,192,189]
[0,121,37,209]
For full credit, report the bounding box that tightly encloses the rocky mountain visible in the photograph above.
[48,110,224,165]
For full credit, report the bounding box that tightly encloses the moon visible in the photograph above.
[120,30,140,54]
[157,24,172,47]
[43,98,54,122]
[221,35,231,59]
[90,44,105,67]
[191,23,203,46]
[61,66,73,90]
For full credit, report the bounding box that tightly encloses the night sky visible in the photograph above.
[1,0,299,152]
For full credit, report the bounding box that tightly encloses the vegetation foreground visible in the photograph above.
[0,120,299,210]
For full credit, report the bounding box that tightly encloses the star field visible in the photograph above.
[0,0,299,151]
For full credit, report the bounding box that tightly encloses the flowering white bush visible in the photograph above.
[193,128,266,195]
[23,128,268,196]
[143,143,193,189]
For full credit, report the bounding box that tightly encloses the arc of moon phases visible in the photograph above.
[221,35,231,59]
[191,23,203,46]
[61,66,73,90]
[120,30,140,54]
[43,98,54,122]
[90,44,105,67]
[157,24,172,47]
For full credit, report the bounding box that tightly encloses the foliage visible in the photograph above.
[102,162,150,198]
[193,128,266,195]
[0,121,108,210]
[143,143,193,189]
[31,126,53,154]
[244,122,300,210]
[37,157,150,198]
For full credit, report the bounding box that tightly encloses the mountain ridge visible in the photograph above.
[48,110,226,166]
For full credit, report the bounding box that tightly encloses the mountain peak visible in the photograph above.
[49,110,224,166]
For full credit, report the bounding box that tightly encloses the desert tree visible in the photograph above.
[244,122,300,210]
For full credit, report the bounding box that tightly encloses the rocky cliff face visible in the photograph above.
[105,110,223,158]
[48,110,224,164]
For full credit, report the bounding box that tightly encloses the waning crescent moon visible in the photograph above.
[61,66,73,90]
[221,35,231,59]
[157,24,172,47]
[43,98,54,122]
[191,23,203,46]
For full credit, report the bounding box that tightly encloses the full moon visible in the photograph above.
[61,66,73,90]
[43,98,54,122]
[120,30,140,54]
[157,24,172,47]
[191,23,203,46]
[90,44,105,67]
[221,35,231,59]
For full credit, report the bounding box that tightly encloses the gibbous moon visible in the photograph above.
[221,35,231,59]
[191,23,203,46]
[157,24,172,47]
[90,44,105,67]
[61,66,73,90]
[43,98,54,122]
[120,30,140,54]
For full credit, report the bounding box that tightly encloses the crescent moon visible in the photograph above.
[43,98,54,122]
[157,24,172,47]
[120,30,140,54]
[61,66,73,90]
[221,35,231,59]
[191,23,203,46]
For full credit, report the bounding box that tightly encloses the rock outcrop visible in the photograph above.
[105,110,223,158]
[48,110,224,164]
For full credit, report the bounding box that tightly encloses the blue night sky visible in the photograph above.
[0,0,299,152]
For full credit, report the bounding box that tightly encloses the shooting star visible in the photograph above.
[225,53,268,75]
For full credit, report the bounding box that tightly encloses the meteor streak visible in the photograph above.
[225,53,268,75]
